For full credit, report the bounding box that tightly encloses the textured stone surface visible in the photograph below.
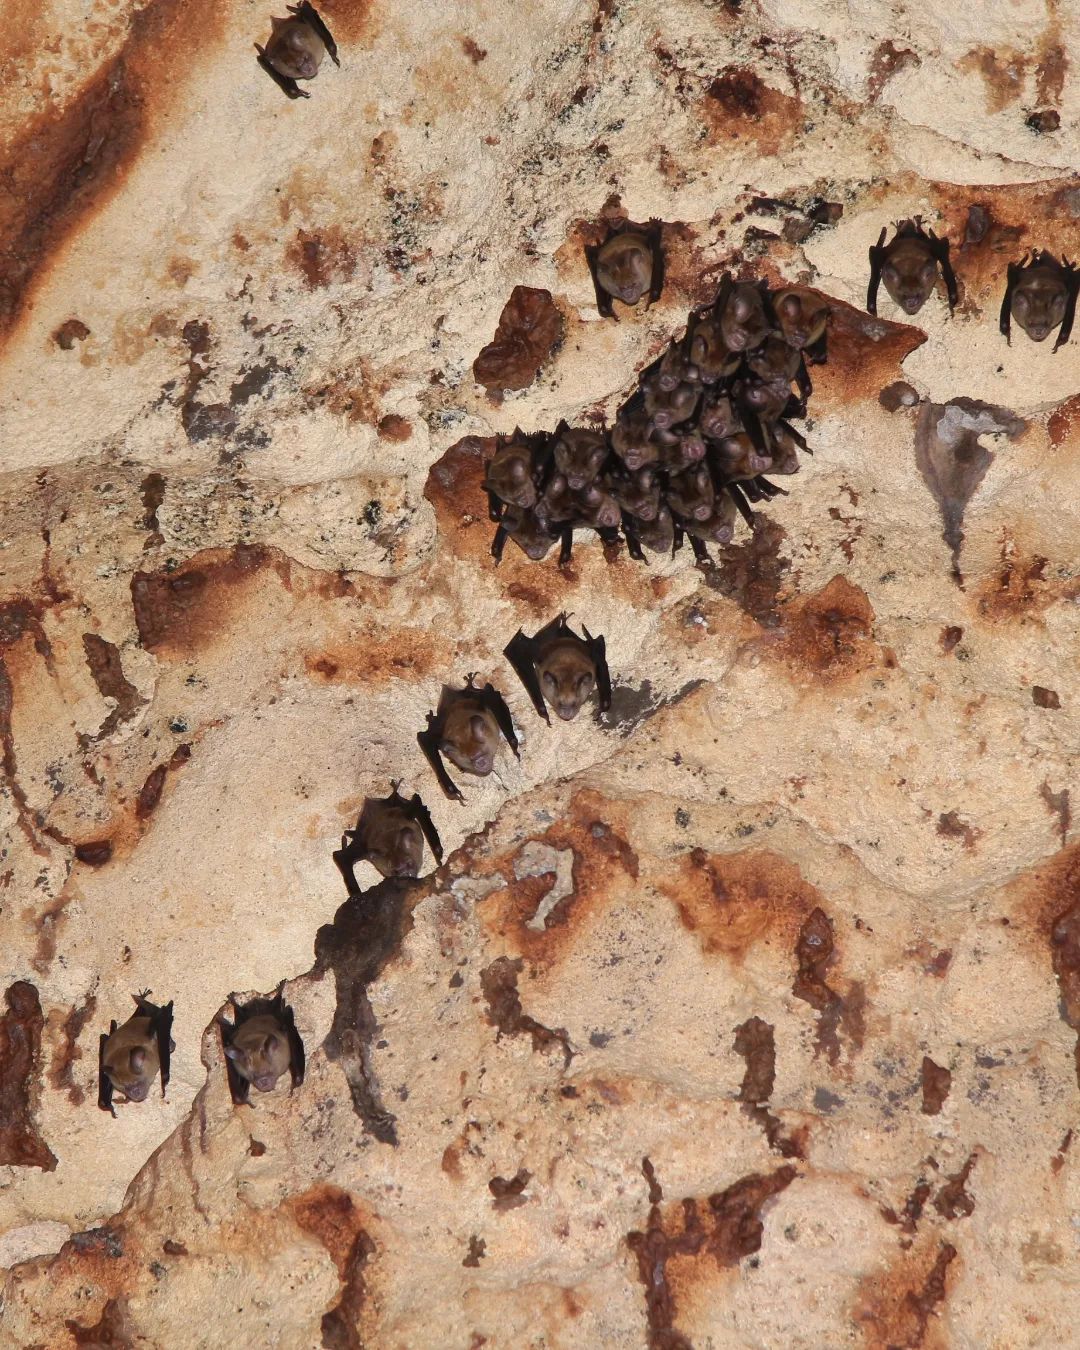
[1,0,1079,1346]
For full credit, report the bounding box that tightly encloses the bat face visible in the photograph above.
[552,427,608,490]
[1010,268,1069,342]
[687,315,738,383]
[720,284,771,352]
[636,503,675,553]
[612,468,660,520]
[224,1014,293,1093]
[772,290,828,349]
[657,341,694,391]
[575,483,621,531]
[667,465,715,522]
[747,336,800,384]
[686,495,737,545]
[716,433,771,478]
[500,505,560,560]
[537,643,596,721]
[486,441,540,509]
[611,414,659,471]
[881,236,939,314]
[441,704,501,776]
[736,375,789,423]
[266,16,326,80]
[643,376,698,429]
[366,808,425,877]
[102,1017,159,1103]
[595,232,654,306]
[698,393,740,441]
[765,426,802,475]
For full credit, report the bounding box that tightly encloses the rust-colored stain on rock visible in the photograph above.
[770,575,879,681]
[702,67,802,157]
[0,980,58,1170]
[854,1238,957,1349]
[288,1185,376,1350]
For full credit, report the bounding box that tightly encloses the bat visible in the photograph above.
[867,219,957,317]
[256,1,339,99]
[333,786,443,893]
[98,992,173,1116]
[504,615,611,723]
[999,250,1080,350]
[585,218,664,318]
[220,987,305,1105]
[418,677,520,801]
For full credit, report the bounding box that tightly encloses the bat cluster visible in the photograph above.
[484,273,827,567]
[869,218,1079,351]
[98,986,305,1113]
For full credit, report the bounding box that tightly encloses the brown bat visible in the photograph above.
[220,988,305,1105]
[98,992,173,1115]
[657,431,707,474]
[333,787,443,892]
[770,288,829,363]
[484,430,551,518]
[642,373,699,429]
[585,218,664,318]
[684,311,741,384]
[1000,251,1080,349]
[867,219,957,316]
[551,423,609,490]
[715,275,773,352]
[418,677,520,801]
[491,503,570,564]
[624,502,675,557]
[610,403,661,471]
[610,465,661,521]
[256,1,339,99]
[666,464,715,522]
[504,615,611,723]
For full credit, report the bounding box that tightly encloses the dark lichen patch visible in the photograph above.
[463,1235,487,1265]
[920,1057,951,1115]
[48,993,97,1106]
[975,532,1080,622]
[314,877,420,1143]
[288,1185,375,1350]
[879,380,919,411]
[627,1157,796,1349]
[1040,782,1071,847]
[913,398,1025,586]
[52,318,90,349]
[659,848,821,962]
[0,981,57,1170]
[936,812,980,851]
[933,1153,977,1221]
[881,1179,932,1239]
[1050,893,1080,1088]
[792,908,864,1065]
[1033,685,1061,710]
[82,633,145,740]
[74,840,113,867]
[287,227,357,290]
[706,517,790,628]
[939,625,963,654]
[479,957,572,1066]
[473,286,564,395]
[229,359,280,408]
[489,1169,531,1211]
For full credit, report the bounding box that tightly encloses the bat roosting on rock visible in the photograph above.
[98,992,174,1116]
[418,677,520,801]
[333,787,443,892]
[220,987,305,1105]
[504,615,611,723]
[256,1,339,99]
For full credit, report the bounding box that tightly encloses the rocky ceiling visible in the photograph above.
[1,0,1079,1346]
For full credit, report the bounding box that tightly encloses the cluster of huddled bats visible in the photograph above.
[97,617,608,1112]
[484,216,1080,565]
[96,13,1080,1114]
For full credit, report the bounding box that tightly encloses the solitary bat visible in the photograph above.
[333,787,443,893]
[1000,250,1080,350]
[418,677,520,801]
[98,992,174,1116]
[867,219,957,316]
[504,615,611,723]
[585,218,664,318]
[220,987,305,1105]
[256,1,339,99]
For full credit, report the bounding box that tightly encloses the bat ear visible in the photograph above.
[130,1047,145,1072]
[732,295,751,320]
[224,1044,243,1062]
[469,714,488,737]
[263,1034,279,1056]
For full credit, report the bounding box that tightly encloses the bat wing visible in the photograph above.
[479,683,519,756]
[154,1002,174,1094]
[558,526,573,566]
[866,228,887,314]
[407,792,444,864]
[999,262,1020,341]
[1055,262,1080,351]
[418,722,464,802]
[930,231,958,311]
[255,48,308,99]
[645,218,665,307]
[283,1004,306,1088]
[712,271,733,317]
[294,1,340,64]
[585,241,614,319]
[582,626,611,712]
[333,835,363,898]
[503,629,549,723]
[220,1018,251,1106]
[98,1026,116,1116]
